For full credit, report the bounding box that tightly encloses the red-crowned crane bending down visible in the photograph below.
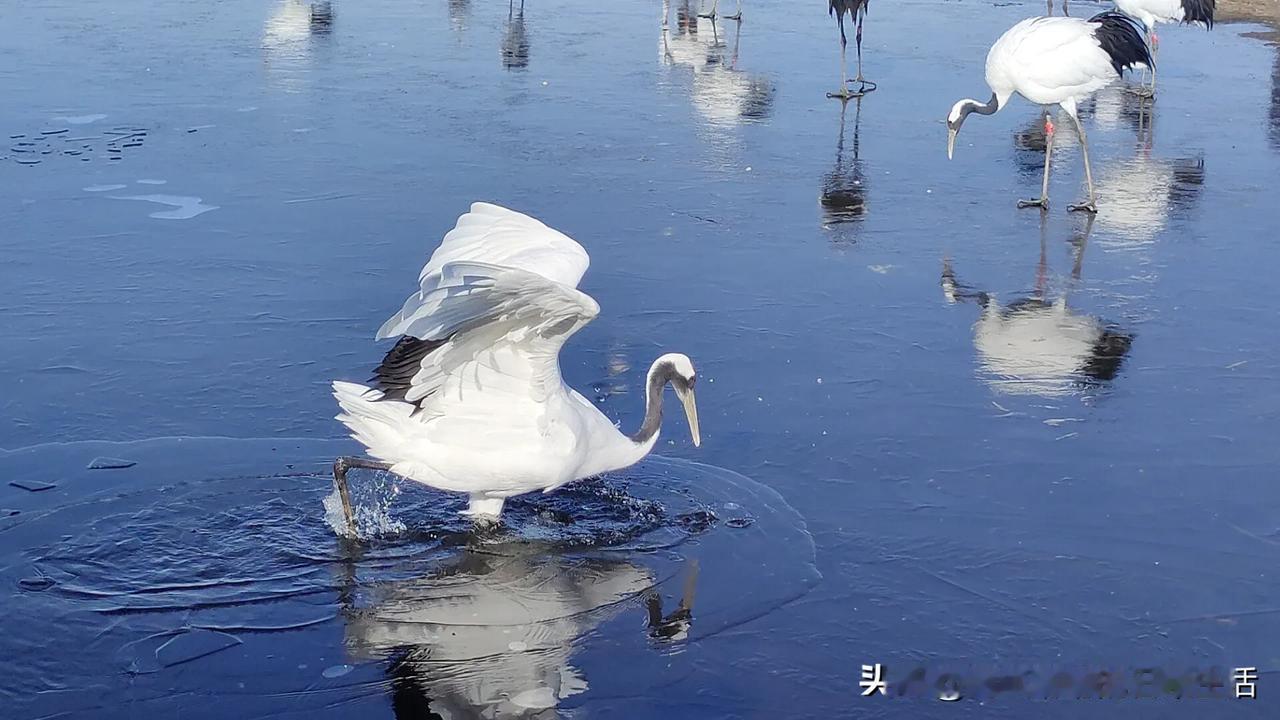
[946,12,1153,213]
[1113,0,1214,96]
[828,0,875,99]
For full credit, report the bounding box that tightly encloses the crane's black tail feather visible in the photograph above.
[1089,11,1154,75]
[1180,0,1215,29]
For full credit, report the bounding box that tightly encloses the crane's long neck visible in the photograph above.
[629,365,669,447]
[966,92,1000,118]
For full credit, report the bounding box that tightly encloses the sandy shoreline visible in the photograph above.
[1218,0,1280,34]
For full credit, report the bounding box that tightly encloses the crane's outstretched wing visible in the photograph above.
[367,204,597,416]
[379,202,589,341]
[373,262,599,414]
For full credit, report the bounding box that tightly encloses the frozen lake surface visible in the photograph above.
[3,0,1280,715]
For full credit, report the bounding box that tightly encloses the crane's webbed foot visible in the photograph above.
[828,86,865,100]
[1068,201,1097,214]
[850,77,877,94]
[1017,197,1049,210]
[724,11,741,20]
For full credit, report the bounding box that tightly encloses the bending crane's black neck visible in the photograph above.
[970,93,999,117]
[629,362,676,445]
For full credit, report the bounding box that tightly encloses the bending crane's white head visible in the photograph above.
[946,100,970,160]
[649,353,700,448]
[946,95,998,160]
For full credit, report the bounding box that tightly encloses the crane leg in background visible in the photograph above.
[1130,30,1157,98]
[1018,112,1056,209]
[725,0,741,21]
[698,0,719,20]
[850,12,877,94]
[332,456,393,536]
[828,15,863,99]
[1066,112,1098,213]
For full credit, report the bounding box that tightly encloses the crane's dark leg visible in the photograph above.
[1129,28,1157,97]
[1018,112,1055,209]
[850,10,876,93]
[828,15,856,99]
[647,559,700,641]
[333,456,393,536]
[1066,112,1098,213]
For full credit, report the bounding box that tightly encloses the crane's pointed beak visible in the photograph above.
[947,128,957,160]
[676,386,701,448]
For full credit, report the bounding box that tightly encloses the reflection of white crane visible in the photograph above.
[943,215,1134,398]
[660,4,774,128]
[341,542,697,719]
[262,0,333,89]
[448,0,470,33]
[1094,101,1205,242]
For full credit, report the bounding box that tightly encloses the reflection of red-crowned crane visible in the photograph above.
[942,215,1134,398]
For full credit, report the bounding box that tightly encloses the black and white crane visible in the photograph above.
[946,12,1153,213]
[828,0,875,99]
[1113,0,1214,96]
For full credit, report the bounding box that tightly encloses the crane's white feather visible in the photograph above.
[986,17,1120,109]
[378,202,589,340]
[386,261,600,410]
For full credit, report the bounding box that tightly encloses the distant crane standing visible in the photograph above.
[946,12,1153,213]
[828,0,876,99]
[1113,0,1214,96]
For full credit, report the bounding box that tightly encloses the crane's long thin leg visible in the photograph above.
[725,0,741,21]
[1130,29,1157,97]
[1036,210,1049,297]
[1067,112,1098,213]
[333,456,392,536]
[1018,113,1055,209]
[699,0,719,19]
[828,15,856,99]
[851,11,876,93]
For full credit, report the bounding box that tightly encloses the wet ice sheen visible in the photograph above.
[3,0,1280,717]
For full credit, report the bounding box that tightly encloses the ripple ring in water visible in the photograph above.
[0,436,818,718]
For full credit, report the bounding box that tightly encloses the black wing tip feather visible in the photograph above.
[1089,11,1154,75]
[829,0,869,18]
[369,335,446,404]
[1180,0,1215,28]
